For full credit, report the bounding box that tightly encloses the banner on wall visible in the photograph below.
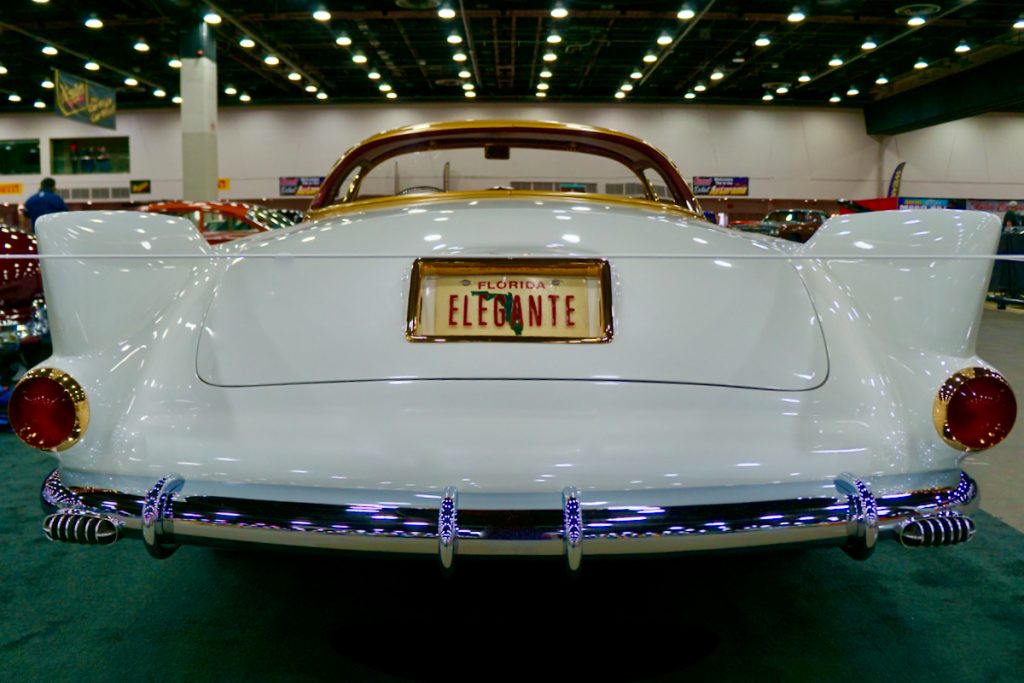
[0,183,23,195]
[218,178,230,191]
[692,176,749,196]
[886,162,906,198]
[130,180,152,194]
[54,70,116,130]
[279,176,324,196]
[899,197,967,210]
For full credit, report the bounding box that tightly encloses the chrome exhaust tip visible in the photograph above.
[898,514,976,548]
[43,512,119,545]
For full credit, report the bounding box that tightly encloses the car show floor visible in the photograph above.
[0,308,1022,682]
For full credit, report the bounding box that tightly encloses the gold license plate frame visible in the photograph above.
[407,258,613,343]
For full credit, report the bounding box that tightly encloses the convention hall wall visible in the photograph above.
[1,103,1022,204]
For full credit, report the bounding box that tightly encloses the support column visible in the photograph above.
[181,24,218,201]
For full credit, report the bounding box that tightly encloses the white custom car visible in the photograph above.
[13,121,1016,570]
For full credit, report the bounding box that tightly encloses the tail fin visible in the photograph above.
[35,211,211,355]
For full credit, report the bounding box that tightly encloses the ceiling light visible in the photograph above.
[316,92,328,100]
[304,84,317,92]
[551,5,568,19]
[154,89,167,98]
[463,83,475,90]
[453,51,468,62]
[172,95,182,104]
[543,51,558,62]
[134,39,150,52]
[287,72,301,81]
[379,84,392,92]
[547,34,562,44]
[386,92,397,99]
[614,91,626,99]
[536,91,547,98]
[788,8,806,23]
[684,91,696,99]
[914,57,929,70]
[85,16,103,29]
[224,86,238,95]
[630,70,643,79]
[907,16,925,27]
[846,85,859,96]
[352,53,368,64]
[776,84,789,94]
[538,82,550,91]
[33,0,50,4]
[694,82,706,92]
[84,61,100,71]
[169,58,183,68]
[798,72,811,82]
[458,70,471,78]
[643,52,657,63]
[828,55,843,67]
[335,35,352,46]
[861,38,877,50]
[313,9,331,22]
[754,35,771,47]
[8,93,21,102]
[239,37,256,48]
[41,45,58,56]
[33,99,46,109]
[657,34,673,46]
[1015,17,1024,30]
[954,40,971,53]
[239,93,251,102]
[203,12,222,25]
[762,92,774,101]
[368,70,381,80]
[710,68,724,80]
[264,55,280,66]
[829,94,841,103]
[540,69,553,78]
[677,5,695,21]
[438,5,456,20]
[448,33,463,44]
[875,74,889,85]
[464,90,476,98]
[41,79,54,89]
[619,83,632,92]
[124,77,138,86]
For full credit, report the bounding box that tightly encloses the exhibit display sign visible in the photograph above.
[279,176,324,196]
[54,70,116,130]
[0,182,23,195]
[130,180,152,194]
[692,176,749,196]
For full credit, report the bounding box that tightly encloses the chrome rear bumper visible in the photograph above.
[40,468,979,568]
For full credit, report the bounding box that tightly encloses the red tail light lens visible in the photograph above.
[934,368,1016,452]
[10,368,89,451]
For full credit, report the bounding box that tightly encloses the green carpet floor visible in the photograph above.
[2,433,1023,682]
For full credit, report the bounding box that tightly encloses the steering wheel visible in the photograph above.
[398,186,444,195]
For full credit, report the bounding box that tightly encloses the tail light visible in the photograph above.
[933,367,1016,452]
[10,368,89,451]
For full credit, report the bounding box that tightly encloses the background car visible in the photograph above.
[759,208,831,242]
[139,201,300,244]
[12,121,1013,572]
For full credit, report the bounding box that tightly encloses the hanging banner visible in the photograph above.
[692,176,749,196]
[54,70,116,130]
[279,176,324,196]
[886,162,906,198]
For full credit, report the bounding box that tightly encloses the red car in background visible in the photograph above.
[139,201,299,244]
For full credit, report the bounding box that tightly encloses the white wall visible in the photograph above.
[1,102,1022,204]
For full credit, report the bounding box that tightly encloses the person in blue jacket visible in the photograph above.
[22,177,69,230]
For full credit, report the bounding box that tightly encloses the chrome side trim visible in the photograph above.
[40,469,980,559]
[142,474,185,559]
[562,486,582,572]
[835,473,879,561]
[438,486,458,570]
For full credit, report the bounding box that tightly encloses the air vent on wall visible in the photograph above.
[90,187,110,199]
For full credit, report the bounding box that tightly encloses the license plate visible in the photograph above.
[407,258,612,342]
